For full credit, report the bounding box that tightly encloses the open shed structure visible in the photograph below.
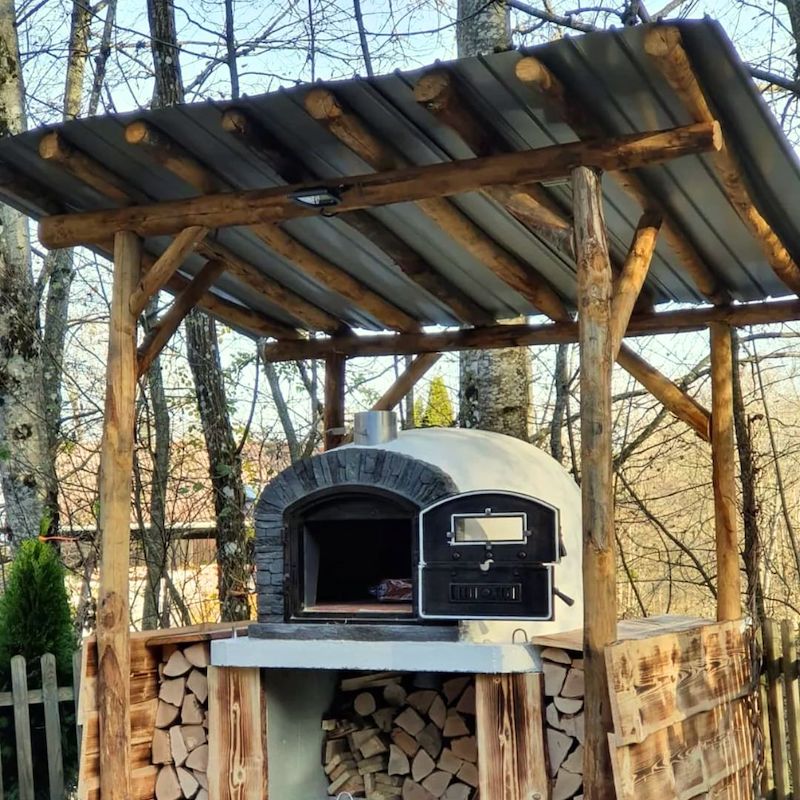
[1,17,798,800]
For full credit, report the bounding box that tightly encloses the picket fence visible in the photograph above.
[0,651,81,800]
[761,618,800,800]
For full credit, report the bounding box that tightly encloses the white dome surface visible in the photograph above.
[347,427,584,641]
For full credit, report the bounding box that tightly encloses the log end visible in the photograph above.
[220,108,249,135]
[514,56,553,90]
[38,130,68,161]
[643,25,682,58]
[125,120,152,146]
[304,87,343,122]
[413,70,453,107]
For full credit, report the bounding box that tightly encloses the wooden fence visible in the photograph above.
[0,651,81,800]
[762,619,800,800]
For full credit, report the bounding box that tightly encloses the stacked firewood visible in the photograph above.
[542,647,584,800]
[151,642,211,800]
[322,672,480,800]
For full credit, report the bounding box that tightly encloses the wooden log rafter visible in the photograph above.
[259,295,800,360]
[39,121,722,252]
[125,120,418,332]
[409,72,707,439]
[644,27,800,295]
[137,259,227,377]
[221,108,491,325]
[514,55,730,304]
[40,134,323,338]
[371,353,442,412]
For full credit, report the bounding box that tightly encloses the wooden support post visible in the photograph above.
[710,322,741,621]
[572,166,616,800]
[373,353,441,412]
[475,673,550,800]
[324,353,346,450]
[97,230,141,800]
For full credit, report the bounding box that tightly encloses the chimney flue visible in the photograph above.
[353,410,398,446]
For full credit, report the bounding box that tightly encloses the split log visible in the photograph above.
[455,686,475,715]
[384,683,408,707]
[186,670,208,705]
[450,737,477,764]
[429,695,447,729]
[155,700,181,729]
[443,784,471,800]
[163,650,192,678]
[412,749,436,782]
[422,770,452,798]
[442,678,471,704]
[185,743,209,772]
[169,725,188,767]
[553,768,583,800]
[437,749,463,775]
[392,729,421,757]
[181,693,204,725]
[159,677,186,708]
[443,711,470,738]
[561,669,585,698]
[455,762,478,789]
[396,707,426,736]
[182,725,206,752]
[541,647,572,665]
[389,744,411,776]
[555,696,583,715]
[155,766,182,800]
[547,728,573,776]
[176,767,199,799]
[408,691,438,715]
[152,729,172,765]
[374,707,396,732]
[403,778,436,800]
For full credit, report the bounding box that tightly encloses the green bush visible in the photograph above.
[420,376,455,428]
[0,539,77,798]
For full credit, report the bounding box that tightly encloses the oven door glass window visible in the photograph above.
[452,514,526,544]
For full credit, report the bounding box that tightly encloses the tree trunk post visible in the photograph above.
[572,166,617,800]
[710,321,741,621]
[324,353,346,450]
[97,230,140,800]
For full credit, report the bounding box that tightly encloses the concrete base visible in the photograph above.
[211,636,541,673]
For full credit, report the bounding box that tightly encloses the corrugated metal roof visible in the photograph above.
[0,18,798,336]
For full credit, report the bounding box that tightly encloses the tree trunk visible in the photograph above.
[146,0,250,621]
[185,310,250,621]
[0,0,53,541]
[140,295,171,630]
[456,0,532,441]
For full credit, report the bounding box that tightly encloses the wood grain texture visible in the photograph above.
[605,619,751,747]
[609,696,754,800]
[324,352,346,450]
[780,619,800,797]
[710,322,741,620]
[763,620,791,797]
[475,673,550,800]
[41,653,65,800]
[207,666,266,800]
[644,26,800,295]
[39,122,722,247]
[573,165,616,800]
[11,655,34,800]
[610,213,661,359]
[260,297,800,359]
[514,54,728,304]
[96,231,141,800]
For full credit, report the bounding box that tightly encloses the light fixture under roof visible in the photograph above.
[289,186,342,209]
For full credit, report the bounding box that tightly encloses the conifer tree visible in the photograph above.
[421,376,455,428]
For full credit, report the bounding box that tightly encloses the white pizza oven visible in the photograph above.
[253,412,583,640]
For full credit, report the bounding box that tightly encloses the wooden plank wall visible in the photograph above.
[207,666,265,800]
[77,623,249,800]
[605,620,756,800]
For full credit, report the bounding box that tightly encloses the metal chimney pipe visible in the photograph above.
[352,410,398,446]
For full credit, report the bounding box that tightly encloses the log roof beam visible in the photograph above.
[303,86,569,322]
[39,121,722,311]
[259,296,800,359]
[221,108,491,325]
[514,55,730,304]
[125,119,419,332]
[40,132,335,336]
[410,73,702,438]
[644,27,800,296]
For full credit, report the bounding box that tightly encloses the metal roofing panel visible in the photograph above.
[0,19,798,338]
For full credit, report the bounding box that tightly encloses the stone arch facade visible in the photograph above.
[254,447,458,621]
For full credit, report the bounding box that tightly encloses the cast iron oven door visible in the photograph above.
[418,491,560,620]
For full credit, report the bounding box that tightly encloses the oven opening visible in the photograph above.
[288,490,417,620]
